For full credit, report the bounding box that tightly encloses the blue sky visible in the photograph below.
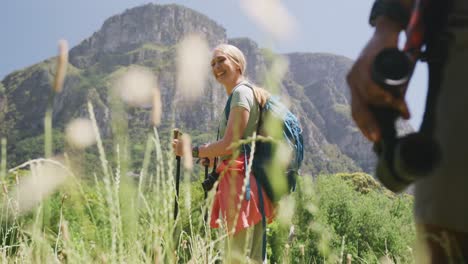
[1,0,427,128]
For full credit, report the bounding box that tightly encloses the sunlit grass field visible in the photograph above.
[0,110,416,263]
[0,28,416,263]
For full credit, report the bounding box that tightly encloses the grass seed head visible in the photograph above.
[176,34,210,101]
[65,118,97,149]
[53,39,69,93]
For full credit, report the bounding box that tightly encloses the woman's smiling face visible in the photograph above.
[211,49,242,87]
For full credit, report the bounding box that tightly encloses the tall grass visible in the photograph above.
[0,124,417,263]
[0,102,216,263]
[0,39,417,264]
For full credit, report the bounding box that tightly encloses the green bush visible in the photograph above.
[284,173,415,263]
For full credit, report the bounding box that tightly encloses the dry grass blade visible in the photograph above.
[239,0,297,41]
[152,88,162,126]
[264,54,289,94]
[277,195,295,225]
[0,138,6,182]
[176,34,210,101]
[60,220,70,242]
[277,141,292,167]
[181,134,193,170]
[53,40,68,93]
[379,255,394,264]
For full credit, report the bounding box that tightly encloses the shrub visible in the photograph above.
[287,173,415,263]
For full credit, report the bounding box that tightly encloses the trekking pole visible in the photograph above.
[205,166,209,195]
[173,128,181,220]
[203,164,209,222]
[203,159,209,199]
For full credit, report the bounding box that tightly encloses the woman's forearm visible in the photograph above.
[198,138,233,158]
[198,107,249,158]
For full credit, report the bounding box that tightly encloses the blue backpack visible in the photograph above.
[225,83,304,202]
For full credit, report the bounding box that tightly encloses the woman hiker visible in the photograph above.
[173,44,274,263]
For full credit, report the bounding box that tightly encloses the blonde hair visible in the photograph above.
[214,44,271,107]
[214,44,246,74]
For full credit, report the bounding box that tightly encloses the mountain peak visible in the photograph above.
[70,3,227,68]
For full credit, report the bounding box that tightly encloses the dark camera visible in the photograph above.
[371,48,440,193]
[201,171,220,192]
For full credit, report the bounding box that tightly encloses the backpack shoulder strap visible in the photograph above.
[238,82,264,134]
[224,82,250,121]
[224,93,234,121]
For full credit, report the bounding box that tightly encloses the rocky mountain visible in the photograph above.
[0,3,412,175]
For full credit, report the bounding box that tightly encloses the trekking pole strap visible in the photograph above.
[204,165,209,199]
[255,176,267,262]
[243,144,251,201]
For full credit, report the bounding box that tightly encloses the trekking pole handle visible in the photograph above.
[173,129,182,157]
[173,128,181,140]
[173,128,181,139]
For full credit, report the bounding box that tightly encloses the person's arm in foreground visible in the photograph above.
[346,0,414,142]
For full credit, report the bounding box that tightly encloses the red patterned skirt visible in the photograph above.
[210,155,275,234]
